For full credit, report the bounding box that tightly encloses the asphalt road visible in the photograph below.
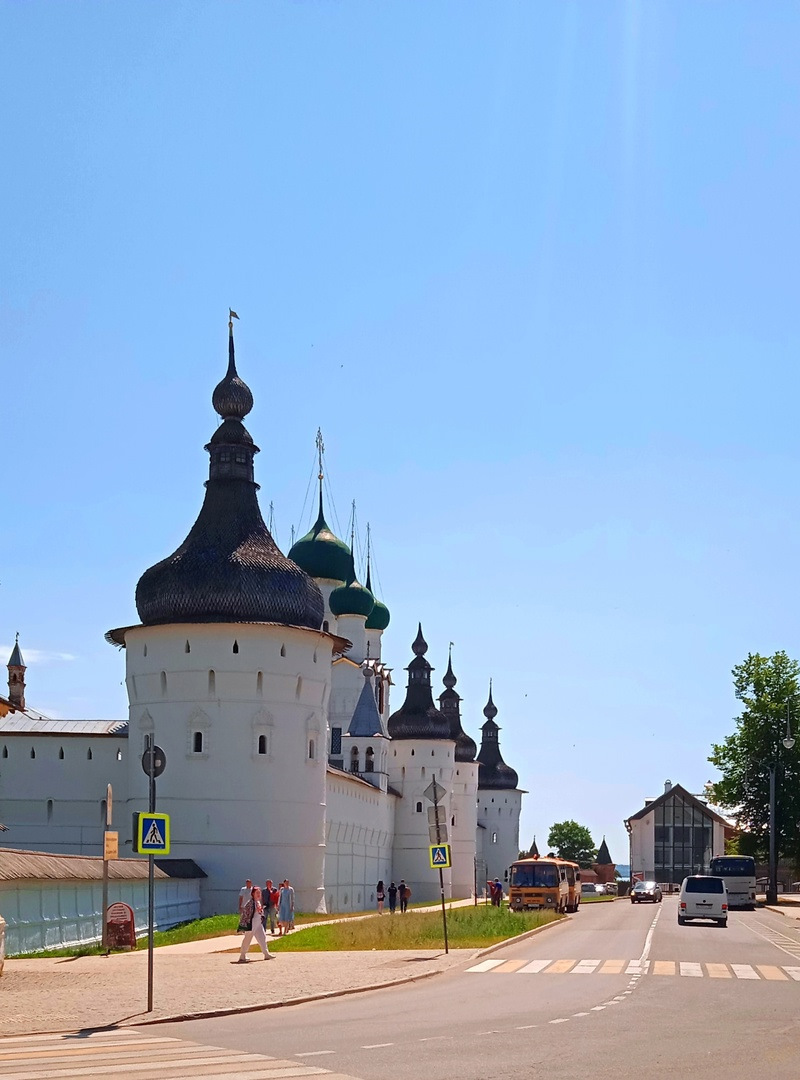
[152,899,800,1079]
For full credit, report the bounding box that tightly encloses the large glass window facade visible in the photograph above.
[654,792,713,884]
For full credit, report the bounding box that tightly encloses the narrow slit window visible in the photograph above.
[308,738,316,760]
[257,671,263,696]
[30,747,36,759]
[208,670,215,696]
[47,799,53,821]
[193,731,203,753]
[280,644,286,658]
[185,640,191,653]
[160,671,167,696]
[87,748,93,760]
[59,746,65,760]
[415,801,423,813]
[1,746,7,759]
[232,640,239,654]
[258,734,267,755]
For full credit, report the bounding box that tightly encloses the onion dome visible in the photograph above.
[387,625,451,740]
[477,683,519,790]
[437,649,477,762]
[288,490,351,583]
[364,562,390,631]
[135,321,324,630]
[329,550,375,619]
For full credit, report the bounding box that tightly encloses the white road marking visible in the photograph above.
[784,967,800,981]
[626,960,650,974]
[296,1050,336,1056]
[731,964,759,980]
[639,905,663,962]
[742,919,800,961]
[573,1012,590,1017]
[680,962,703,977]
[549,1018,569,1024]
[591,1005,606,1011]
[466,958,506,972]
[516,1025,538,1030]
[519,959,553,973]
[362,1043,394,1048]
[571,959,601,973]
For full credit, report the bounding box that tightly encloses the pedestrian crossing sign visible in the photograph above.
[429,843,451,869]
[133,812,170,855]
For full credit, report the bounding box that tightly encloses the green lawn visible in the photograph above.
[266,904,560,951]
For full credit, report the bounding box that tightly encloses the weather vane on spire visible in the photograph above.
[316,428,325,483]
[229,308,239,330]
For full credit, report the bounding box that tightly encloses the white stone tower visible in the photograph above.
[475,685,522,892]
[437,649,479,900]
[107,318,334,916]
[387,626,456,902]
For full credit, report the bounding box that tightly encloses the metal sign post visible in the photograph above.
[140,737,166,1013]
[424,775,449,954]
[101,783,113,949]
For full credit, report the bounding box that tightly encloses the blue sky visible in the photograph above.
[2,2,800,865]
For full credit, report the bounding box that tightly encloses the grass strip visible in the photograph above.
[268,905,560,951]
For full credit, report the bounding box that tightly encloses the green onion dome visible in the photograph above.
[288,493,351,583]
[329,550,375,618]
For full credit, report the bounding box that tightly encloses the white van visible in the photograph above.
[678,875,728,926]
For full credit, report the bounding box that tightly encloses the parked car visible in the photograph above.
[630,881,663,903]
[581,883,602,896]
[678,875,728,926]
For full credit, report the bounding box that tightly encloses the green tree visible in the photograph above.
[547,820,596,868]
[709,651,800,867]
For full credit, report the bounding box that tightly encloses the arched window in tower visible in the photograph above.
[257,671,263,696]
[258,733,267,756]
[411,748,415,757]
[308,738,316,760]
[193,731,203,754]
[208,670,215,696]
[415,801,423,813]
[350,746,360,773]
[365,747,375,772]
[232,640,239,654]
[116,748,122,761]
[185,640,190,653]
[87,748,93,761]
[322,620,329,633]
[47,799,53,822]
[491,832,498,843]
[160,671,167,696]
[59,747,64,760]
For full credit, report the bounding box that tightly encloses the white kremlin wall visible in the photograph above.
[477,787,522,888]
[324,770,395,912]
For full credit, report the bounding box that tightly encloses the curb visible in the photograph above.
[472,914,568,960]
[125,967,443,1028]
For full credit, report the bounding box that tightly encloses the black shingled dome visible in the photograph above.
[387,625,452,741]
[135,325,324,630]
[476,685,519,789]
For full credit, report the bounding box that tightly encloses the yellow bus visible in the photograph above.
[508,856,582,914]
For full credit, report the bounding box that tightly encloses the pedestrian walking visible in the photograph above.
[238,887,273,961]
[491,878,503,906]
[399,879,410,913]
[237,878,253,932]
[387,881,398,914]
[376,880,385,915]
[262,879,277,934]
[278,878,295,935]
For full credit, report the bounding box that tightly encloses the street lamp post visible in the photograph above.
[766,704,795,907]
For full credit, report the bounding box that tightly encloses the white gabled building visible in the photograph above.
[0,320,525,916]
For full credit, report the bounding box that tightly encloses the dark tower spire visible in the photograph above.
[387,625,451,740]
[8,633,26,711]
[437,644,477,762]
[477,682,519,790]
[134,315,324,629]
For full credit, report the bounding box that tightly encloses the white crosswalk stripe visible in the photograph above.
[465,957,800,981]
[0,1030,362,1080]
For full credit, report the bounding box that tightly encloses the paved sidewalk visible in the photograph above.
[0,901,482,1036]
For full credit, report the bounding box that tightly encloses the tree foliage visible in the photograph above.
[547,820,596,868]
[709,651,800,866]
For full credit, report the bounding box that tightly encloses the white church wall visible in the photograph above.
[0,736,128,855]
[324,771,395,913]
[123,622,333,917]
[388,740,455,902]
[449,760,479,898]
[477,788,521,889]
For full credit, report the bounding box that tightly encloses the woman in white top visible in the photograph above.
[238,887,274,961]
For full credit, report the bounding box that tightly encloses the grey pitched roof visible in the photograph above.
[347,674,387,737]
[625,783,730,827]
[0,847,203,881]
[0,716,128,736]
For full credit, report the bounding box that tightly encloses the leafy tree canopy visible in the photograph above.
[709,651,800,866]
[547,820,596,868]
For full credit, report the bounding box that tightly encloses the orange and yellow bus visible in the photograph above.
[508,856,582,914]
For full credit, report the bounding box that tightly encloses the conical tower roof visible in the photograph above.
[437,649,477,762]
[347,666,387,738]
[135,320,324,630]
[8,634,24,668]
[476,684,519,790]
[596,837,612,865]
[387,625,451,740]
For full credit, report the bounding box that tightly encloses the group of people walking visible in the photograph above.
[236,877,295,962]
[376,879,411,914]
